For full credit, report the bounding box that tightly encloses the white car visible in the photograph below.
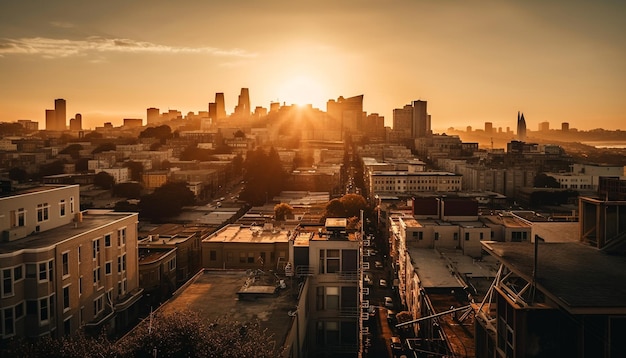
[384,296,393,308]
[379,279,387,287]
[364,275,373,285]
[375,261,383,269]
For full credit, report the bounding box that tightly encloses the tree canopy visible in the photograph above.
[239,147,286,206]
[139,182,195,221]
[274,203,294,221]
[139,125,172,142]
[59,143,84,159]
[324,194,368,219]
[94,171,115,189]
[534,173,560,188]
[91,142,116,154]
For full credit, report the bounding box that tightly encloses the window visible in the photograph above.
[93,267,101,286]
[247,252,254,264]
[117,257,122,273]
[3,307,14,336]
[2,269,13,297]
[122,254,127,272]
[39,262,47,281]
[63,285,70,311]
[239,252,246,263]
[209,250,217,261]
[326,287,340,310]
[168,258,176,271]
[465,233,470,241]
[79,277,83,296]
[118,228,126,246]
[37,203,49,222]
[104,234,111,247]
[319,249,340,274]
[39,297,49,322]
[453,233,459,241]
[12,208,25,227]
[94,295,104,316]
[434,232,439,241]
[59,199,66,217]
[62,252,69,277]
[480,232,484,240]
[105,261,112,275]
[70,197,75,214]
[511,231,528,242]
[93,239,100,259]
[78,246,81,264]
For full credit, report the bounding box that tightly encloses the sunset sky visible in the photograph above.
[1,0,624,131]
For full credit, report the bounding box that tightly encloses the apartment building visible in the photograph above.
[0,185,142,340]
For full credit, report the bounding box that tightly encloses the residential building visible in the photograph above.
[0,185,142,339]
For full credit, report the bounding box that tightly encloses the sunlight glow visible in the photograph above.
[276,75,328,108]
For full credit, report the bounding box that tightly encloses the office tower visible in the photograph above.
[269,102,280,112]
[393,105,413,136]
[485,122,493,134]
[327,95,364,133]
[215,93,226,120]
[517,111,527,141]
[561,122,569,132]
[45,109,56,131]
[55,98,66,131]
[234,88,250,117]
[69,113,82,131]
[412,100,429,138]
[208,102,217,120]
[539,121,549,132]
[147,107,160,125]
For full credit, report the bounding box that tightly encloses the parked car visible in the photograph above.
[364,274,373,285]
[390,336,402,351]
[379,279,387,287]
[384,296,393,308]
[375,261,383,269]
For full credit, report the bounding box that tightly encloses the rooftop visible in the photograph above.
[482,241,626,314]
[158,270,296,346]
[203,224,290,244]
[0,210,137,254]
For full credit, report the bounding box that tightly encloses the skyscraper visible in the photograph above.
[215,93,226,120]
[412,100,429,138]
[147,107,160,125]
[45,109,56,131]
[517,111,527,141]
[234,88,250,117]
[69,113,82,131]
[54,98,66,131]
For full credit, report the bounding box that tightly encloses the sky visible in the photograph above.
[1,0,625,131]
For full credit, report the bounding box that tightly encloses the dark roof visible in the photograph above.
[482,241,626,314]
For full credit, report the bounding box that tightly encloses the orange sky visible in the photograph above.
[0,0,625,131]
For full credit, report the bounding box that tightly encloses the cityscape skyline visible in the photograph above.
[1,1,625,131]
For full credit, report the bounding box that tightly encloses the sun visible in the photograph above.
[277,74,328,108]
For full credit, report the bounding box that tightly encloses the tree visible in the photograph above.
[123,161,144,182]
[139,182,195,221]
[534,173,560,188]
[59,143,84,159]
[239,147,286,205]
[37,160,65,178]
[325,198,345,218]
[274,203,294,221]
[8,167,28,182]
[75,158,89,172]
[94,171,115,189]
[113,182,142,199]
[83,131,103,140]
[122,310,279,358]
[139,125,172,143]
[340,193,368,218]
[91,142,116,154]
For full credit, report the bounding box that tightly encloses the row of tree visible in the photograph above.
[1,310,279,358]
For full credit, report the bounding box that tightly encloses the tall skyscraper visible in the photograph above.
[517,111,527,141]
[215,93,226,120]
[54,98,66,131]
[412,100,429,138]
[208,102,217,121]
[561,122,569,132]
[393,104,413,136]
[69,113,82,131]
[234,88,250,117]
[45,109,56,131]
[485,122,493,134]
[147,107,160,125]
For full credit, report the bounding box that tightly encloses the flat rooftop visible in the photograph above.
[159,270,296,345]
[203,224,290,244]
[482,241,626,314]
[0,210,136,254]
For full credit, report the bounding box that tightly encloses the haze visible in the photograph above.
[1,0,624,131]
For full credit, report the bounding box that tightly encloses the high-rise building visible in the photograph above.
[327,95,364,133]
[393,105,413,136]
[45,109,56,131]
[561,122,569,132]
[69,113,82,131]
[215,93,226,120]
[485,122,493,134]
[54,99,66,131]
[147,108,160,125]
[538,121,549,132]
[234,88,250,117]
[412,100,429,138]
[517,111,527,141]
